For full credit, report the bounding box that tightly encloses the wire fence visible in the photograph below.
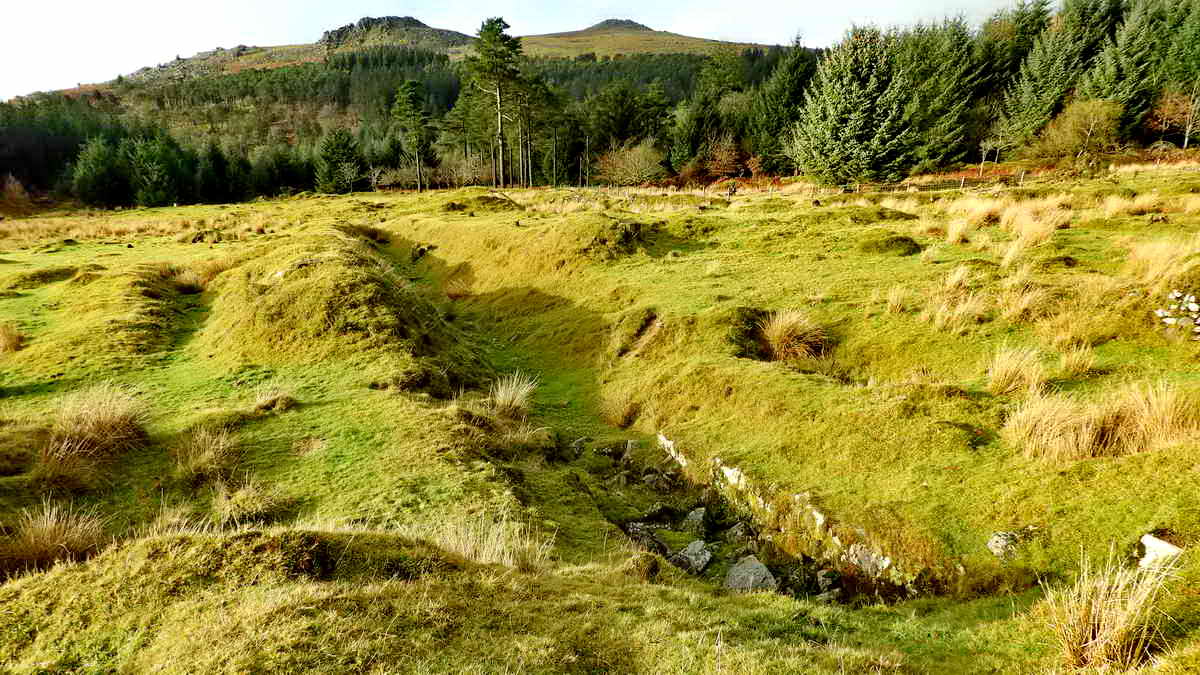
[808,173,1029,197]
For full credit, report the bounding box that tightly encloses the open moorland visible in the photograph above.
[3,162,1200,672]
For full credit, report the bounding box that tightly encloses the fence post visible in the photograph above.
[1019,171,1026,186]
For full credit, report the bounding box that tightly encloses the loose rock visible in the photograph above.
[1140,534,1183,569]
[668,540,713,574]
[680,507,707,536]
[725,555,778,593]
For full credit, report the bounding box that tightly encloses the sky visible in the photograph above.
[1,0,1016,101]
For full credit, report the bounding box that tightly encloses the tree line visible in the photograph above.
[2,0,1200,208]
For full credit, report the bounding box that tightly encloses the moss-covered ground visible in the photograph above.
[3,167,1200,672]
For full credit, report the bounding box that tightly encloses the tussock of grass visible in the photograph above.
[489,372,539,420]
[173,426,241,485]
[759,309,827,361]
[1103,193,1162,217]
[999,283,1052,322]
[1045,550,1175,671]
[948,195,1011,226]
[0,498,108,574]
[211,477,291,527]
[0,322,23,352]
[253,385,298,414]
[987,345,1045,396]
[49,383,148,459]
[28,438,104,492]
[1125,235,1200,288]
[395,510,554,572]
[1059,345,1096,378]
[924,292,986,334]
[945,219,973,244]
[1004,382,1200,461]
[885,286,910,314]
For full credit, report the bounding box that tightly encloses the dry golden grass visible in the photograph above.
[925,293,988,334]
[444,278,473,300]
[602,392,642,429]
[987,345,1045,396]
[253,384,298,414]
[1125,235,1200,288]
[999,283,1053,323]
[945,219,973,244]
[27,438,104,492]
[1004,382,1200,461]
[211,477,290,527]
[997,196,1074,256]
[759,309,828,361]
[394,510,554,573]
[1037,309,1112,350]
[942,266,973,295]
[1178,194,1200,215]
[0,498,108,573]
[1044,550,1175,671]
[885,286,910,314]
[194,257,239,287]
[1112,158,1200,173]
[1103,193,1162,217]
[1059,345,1096,378]
[0,323,23,352]
[49,384,148,458]
[173,426,241,485]
[948,195,1011,227]
[489,372,539,419]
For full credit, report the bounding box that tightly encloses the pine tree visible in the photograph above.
[465,18,522,187]
[785,27,916,184]
[749,39,818,174]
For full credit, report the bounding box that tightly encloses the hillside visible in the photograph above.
[3,163,1200,670]
[119,16,772,88]
[520,19,771,58]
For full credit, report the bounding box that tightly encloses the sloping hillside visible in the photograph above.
[4,164,1200,671]
[520,19,771,58]
[118,16,772,88]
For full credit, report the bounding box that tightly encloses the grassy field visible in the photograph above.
[3,165,1200,671]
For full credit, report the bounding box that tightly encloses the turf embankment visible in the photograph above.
[4,169,1200,670]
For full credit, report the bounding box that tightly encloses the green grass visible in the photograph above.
[3,172,1200,670]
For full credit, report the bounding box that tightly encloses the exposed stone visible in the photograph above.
[1140,534,1183,569]
[668,540,713,574]
[846,543,892,578]
[725,555,778,593]
[623,522,667,556]
[816,568,841,593]
[680,507,707,535]
[987,532,1021,560]
[724,521,754,544]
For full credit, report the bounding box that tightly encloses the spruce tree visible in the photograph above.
[391,80,432,190]
[1080,0,1172,138]
[749,39,818,174]
[786,27,916,184]
[898,19,978,173]
[314,128,363,194]
[1000,0,1127,146]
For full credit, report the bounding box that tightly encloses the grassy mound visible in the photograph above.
[198,227,487,385]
